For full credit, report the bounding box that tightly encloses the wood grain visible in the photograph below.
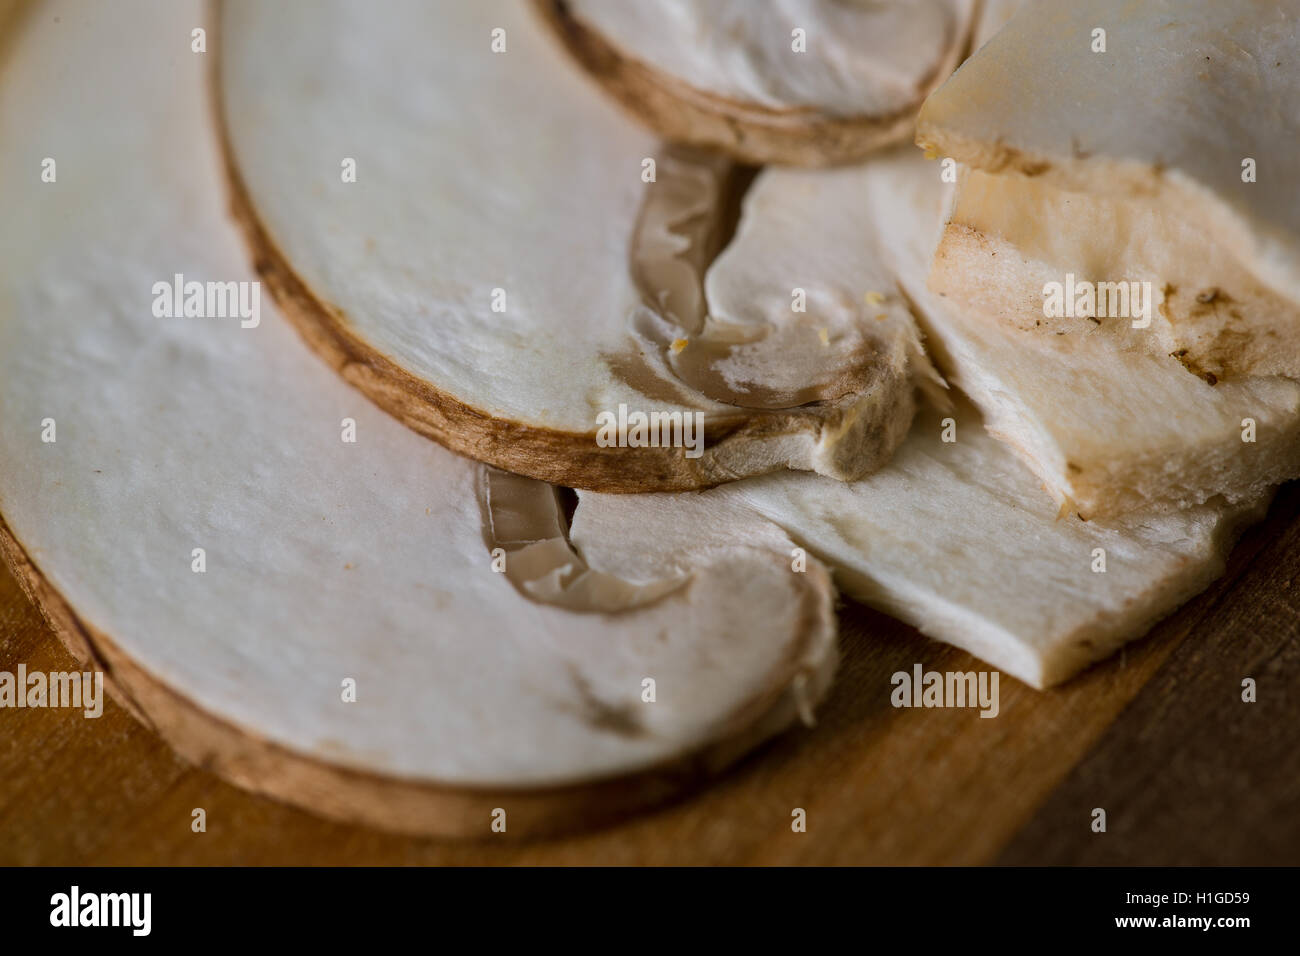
[2,484,1298,864]
[998,485,1300,866]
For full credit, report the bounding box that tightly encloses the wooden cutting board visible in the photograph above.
[2,483,1298,865]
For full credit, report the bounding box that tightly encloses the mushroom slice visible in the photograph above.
[579,402,1265,691]
[627,157,937,481]
[917,0,1300,306]
[863,149,1300,519]
[697,148,1300,518]
[218,0,921,491]
[580,155,1270,690]
[537,0,976,166]
[0,0,837,836]
[931,168,1300,381]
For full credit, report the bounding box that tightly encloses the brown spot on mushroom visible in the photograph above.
[980,139,1053,178]
[566,665,647,738]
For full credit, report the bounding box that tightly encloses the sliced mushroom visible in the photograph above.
[217,0,922,491]
[581,152,1272,689]
[629,156,938,479]
[730,149,1298,520]
[858,148,1300,519]
[911,306,1300,519]
[0,0,837,836]
[917,0,1300,305]
[538,0,977,165]
[930,168,1300,380]
[579,400,1266,691]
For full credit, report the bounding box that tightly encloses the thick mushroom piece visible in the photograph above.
[866,149,1300,520]
[0,0,837,836]
[930,168,1300,382]
[538,0,977,166]
[918,0,1300,364]
[217,0,926,491]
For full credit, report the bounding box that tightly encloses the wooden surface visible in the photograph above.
[2,484,1298,865]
